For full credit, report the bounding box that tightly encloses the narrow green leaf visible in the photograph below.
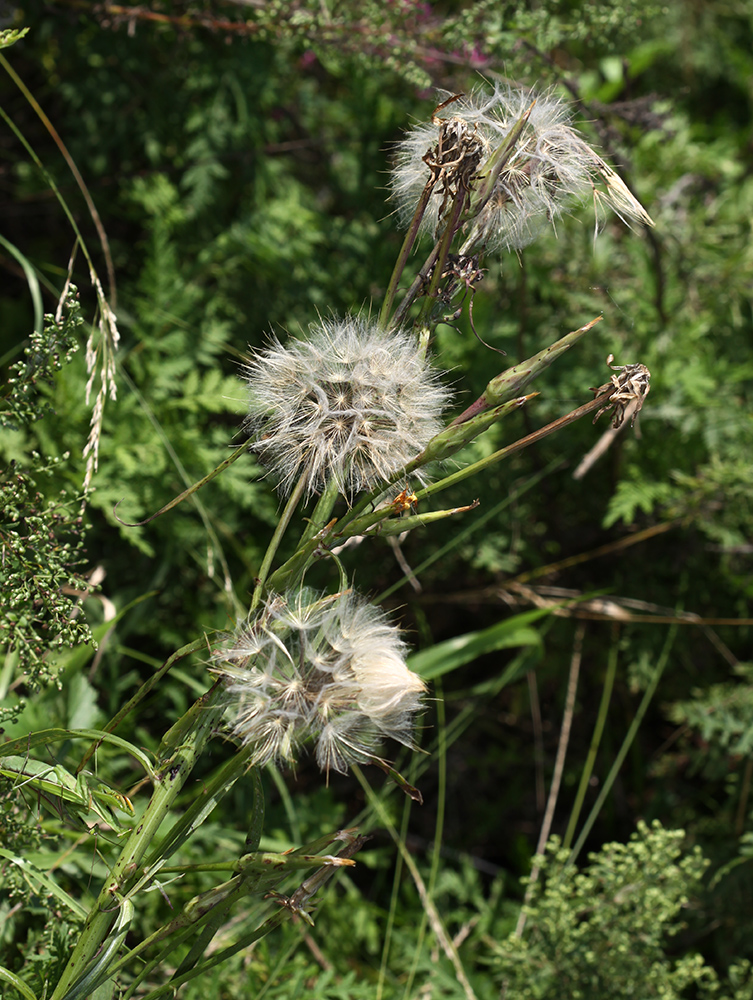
[0,728,156,779]
[0,850,88,919]
[0,234,43,335]
[408,608,549,680]
[59,897,134,1000]
[0,965,38,1000]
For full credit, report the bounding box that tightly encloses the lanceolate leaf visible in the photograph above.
[0,728,156,779]
[407,607,550,680]
[0,850,89,919]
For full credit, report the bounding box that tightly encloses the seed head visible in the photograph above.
[391,84,653,253]
[213,589,427,774]
[242,316,449,499]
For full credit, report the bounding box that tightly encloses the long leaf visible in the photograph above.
[0,850,88,919]
[1,728,155,780]
[0,965,37,1000]
[0,234,43,335]
[408,607,550,680]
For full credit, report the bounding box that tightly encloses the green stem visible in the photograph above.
[157,862,239,874]
[169,897,236,984]
[123,766,263,999]
[250,472,307,610]
[138,909,289,1000]
[413,186,467,328]
[119,845,352,998]
[58,897,134,1000]
[143,743,257,868]
[0,967,38,1000]
[376,457,563,602]
[458,101,533,255]
[77,635,207,774]
[567,623,678,866]
[50,686,225,1000]
[99,875,249,992]
[297,476,340,547]
[272,388,613,588]
[378,179,436,329]
[451,318,601,426]
[468,103,532,219]
[326,477,405,541]
[335,322,603,539]
[113,443,249,528]
[265,535,323,595]
[391,239,443,329]
[414,389,615,503]
[563,628,619,851]
[406,395,535,471]
[121,915,219,1000]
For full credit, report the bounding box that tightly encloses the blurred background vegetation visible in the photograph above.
[2,0,752,996]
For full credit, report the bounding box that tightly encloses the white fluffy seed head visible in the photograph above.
[242,316,450,500]
[213,589,427,775]
[390,84,653,253]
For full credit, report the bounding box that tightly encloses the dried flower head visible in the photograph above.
[391,84,653,253]
[243,316,449,499]
[591,354,651,428]
[213,589,427,774]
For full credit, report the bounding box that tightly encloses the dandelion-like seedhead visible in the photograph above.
[213,589,427,774]
[243,316,449,499]
[390,84,653,253]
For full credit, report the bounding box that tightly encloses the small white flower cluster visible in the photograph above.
[214,589,426,774]
[391,84,653,253]
[243,315,449,499]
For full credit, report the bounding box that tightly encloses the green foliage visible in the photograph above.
[1,289,82,428]
[408,607,545,680]
[461,0,666,56]
[669,665,753,757]
[487,821,749,1000]
[0,28,29,50]
[603,473,675,528]
[2,1,753,998]
[1,293,93,713]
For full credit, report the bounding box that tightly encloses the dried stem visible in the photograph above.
[515,622,584,938]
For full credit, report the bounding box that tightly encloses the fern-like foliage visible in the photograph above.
[487,821,753,1000]
[669,664,753,757]
[603,474,675,528]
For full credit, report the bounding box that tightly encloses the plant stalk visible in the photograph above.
[250,472,307,610]
[51,685,225,1000]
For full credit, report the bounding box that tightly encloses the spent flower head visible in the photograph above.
[391,84,653,253]
[213,588,427,774]
[243,315,449,499]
